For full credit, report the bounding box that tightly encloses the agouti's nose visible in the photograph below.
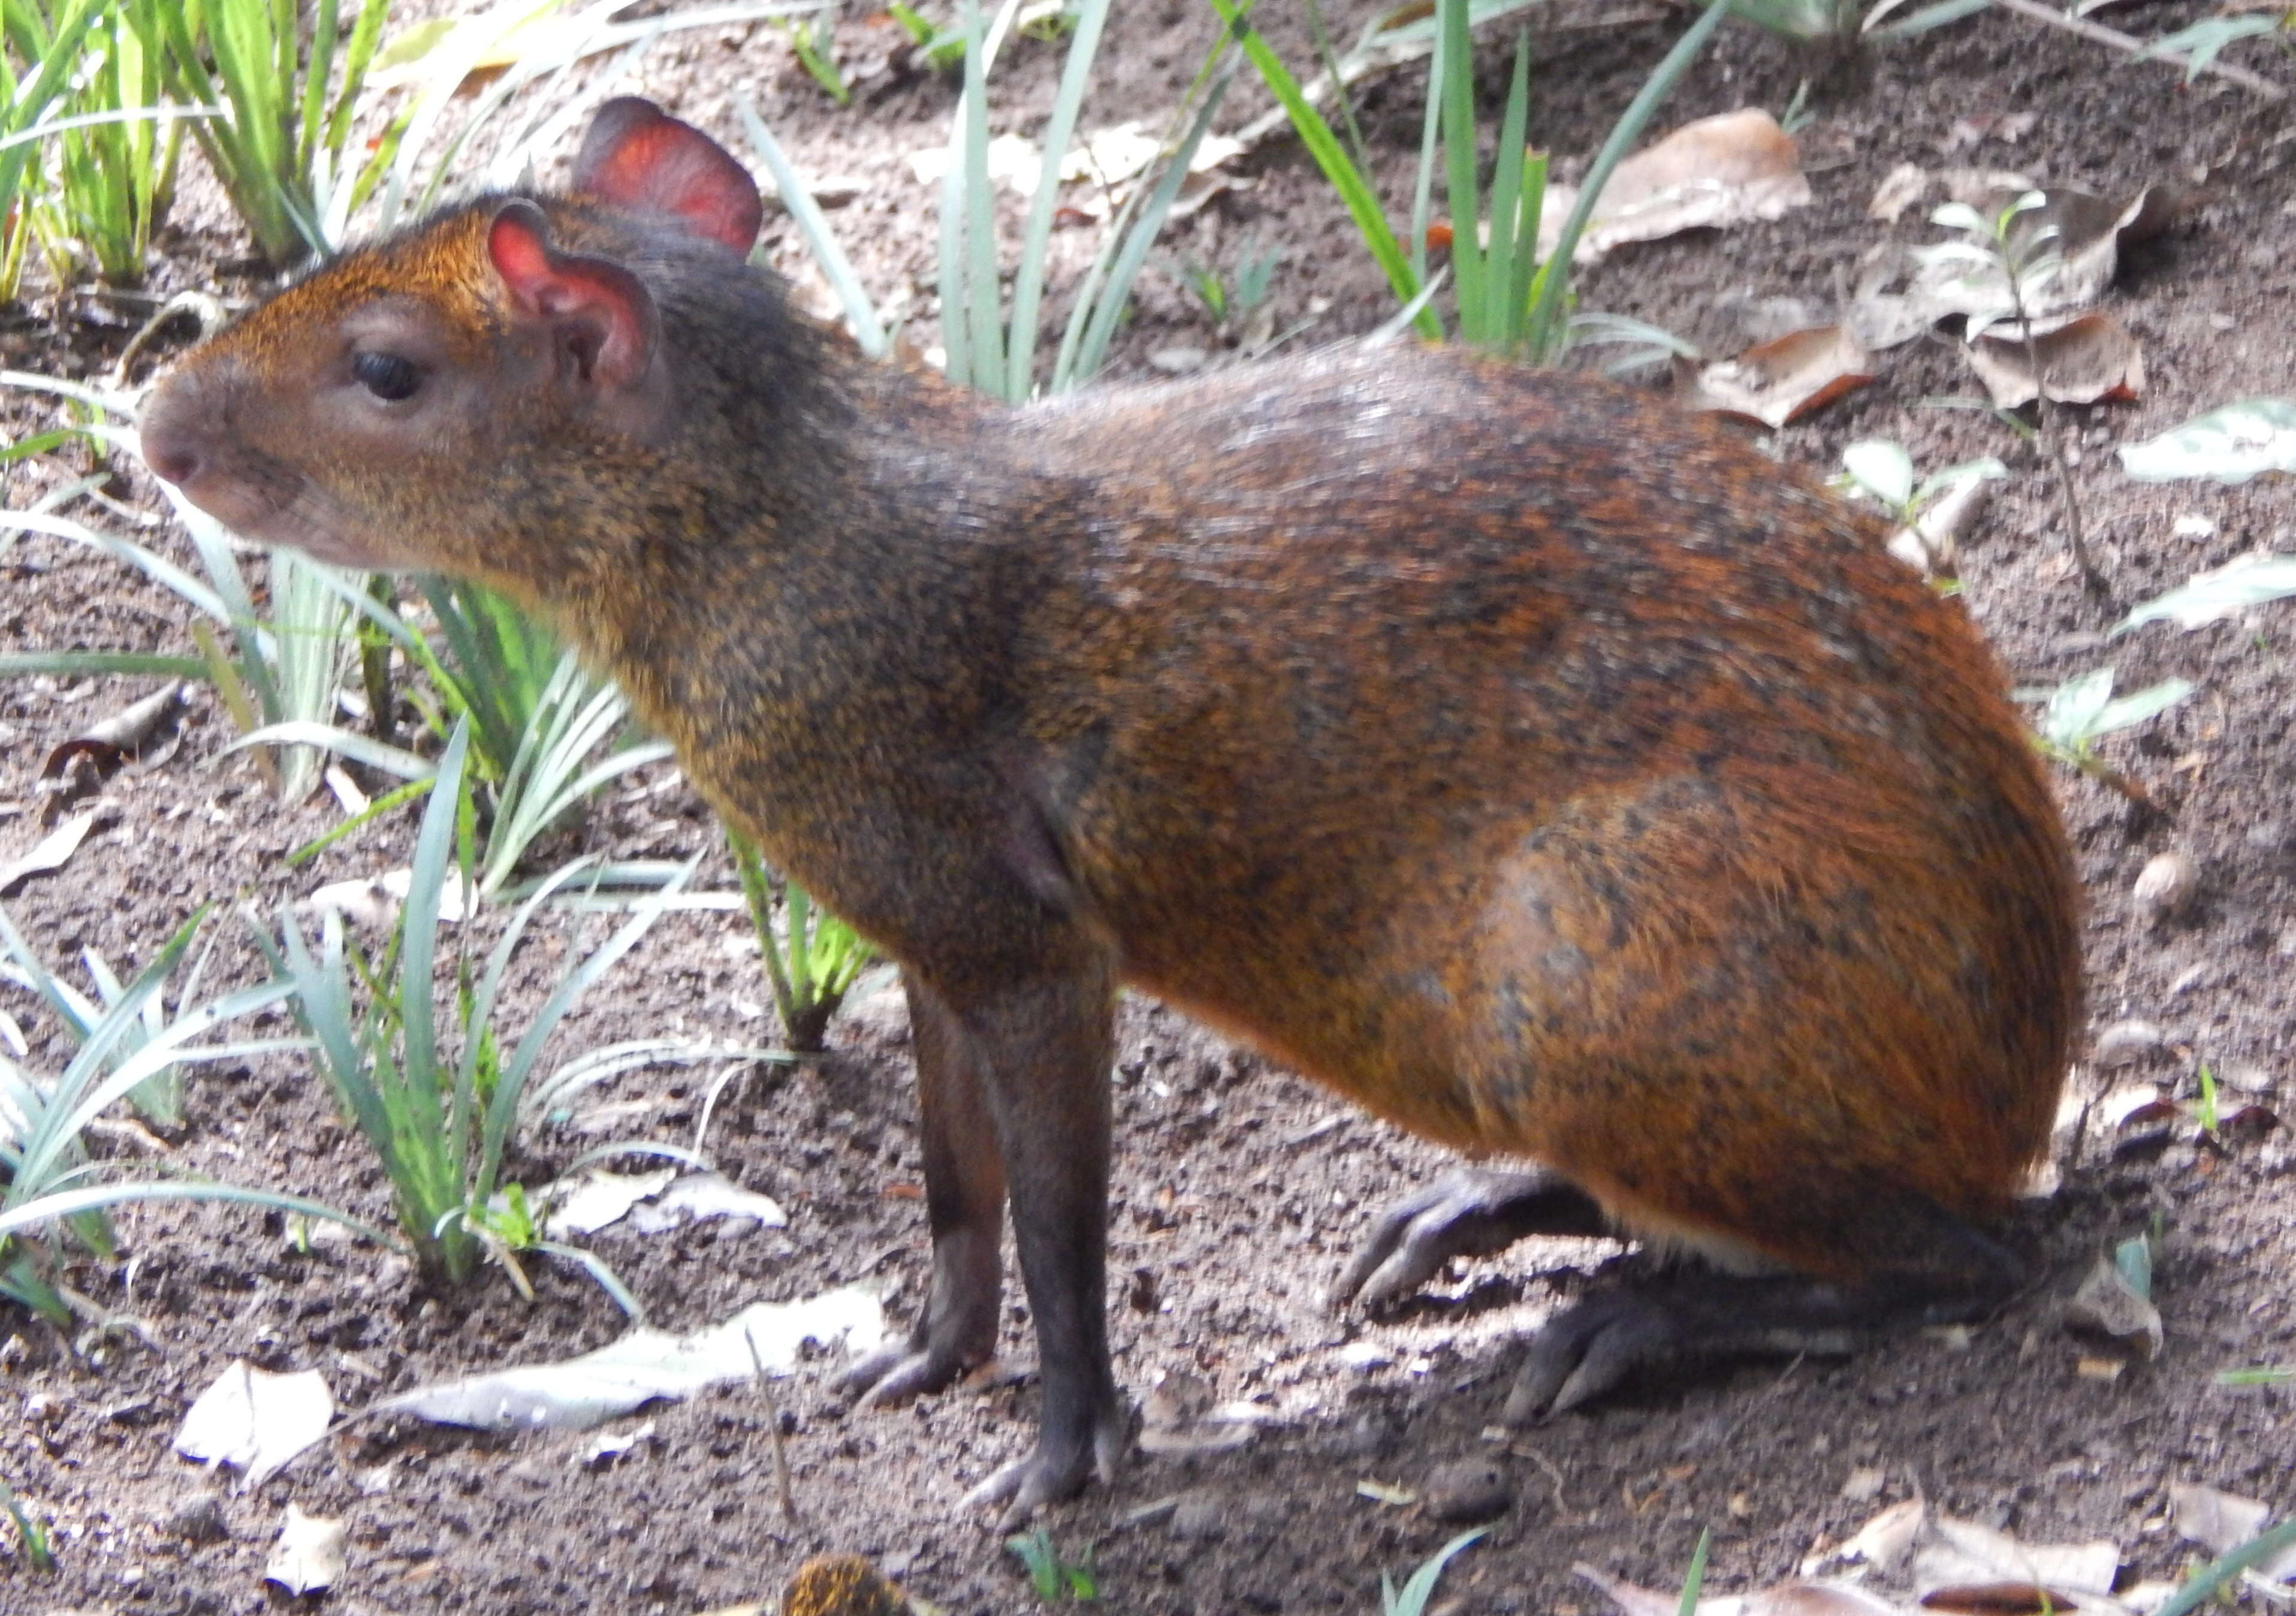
[138,370,219,489]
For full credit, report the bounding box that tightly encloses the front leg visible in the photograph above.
[949,957,1126,1524]
[837,968,1007,1405]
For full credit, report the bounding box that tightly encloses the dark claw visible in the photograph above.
[960,1400,1130,1527]
[1502,1288,1683,1422]
[1333,1166,1608,1312]
[837,1340,973,1407]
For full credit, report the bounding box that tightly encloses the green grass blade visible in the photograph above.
[1004,0,1112,399]
[396,719,473,1165]
[731,95,889,357]
[1438,0,1484,332]
[1524,0,1736,358]
[1209,0,1434,337]
[1065,58,1237,385]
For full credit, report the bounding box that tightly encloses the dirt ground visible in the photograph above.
[2,0,2293,1611]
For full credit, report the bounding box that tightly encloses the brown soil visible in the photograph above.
[3,3,2292,1613]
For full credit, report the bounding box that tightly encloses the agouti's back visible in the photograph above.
[140,98,2080,1519]
[983,352,2075,1271]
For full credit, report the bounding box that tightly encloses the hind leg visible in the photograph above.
[1503,1193,2027,1420]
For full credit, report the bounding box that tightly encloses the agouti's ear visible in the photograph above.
[487,200,659,391]
[572,97,764,255]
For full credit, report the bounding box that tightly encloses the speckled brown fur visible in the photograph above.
[140,100,2081,1516]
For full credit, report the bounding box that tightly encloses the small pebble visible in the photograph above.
[2093,1020,2167,1069]
[165,1494,230,1543]
[1169,1491,1229,1542]
[2131,852,2197,922]
[1423,1456,1514,1523]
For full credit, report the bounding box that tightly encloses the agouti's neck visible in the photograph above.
[508,313,1018,811]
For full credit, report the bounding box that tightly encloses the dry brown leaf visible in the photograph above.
[1888,474,1998,577]
[1965,312,2146,408]
[264,1505,346,1595]
[2169,1482,2271,1554]
[2065,1252,2165,1358]
[1579,1562,1915,1615]
[0,806,103,895]
[1870,163,1931,222]
[41,683,183,778]
[1911,1516,2122,1606]
[1541,109,1814,264]
[1679,326,1875,428]
[1843,1497,1930,1572]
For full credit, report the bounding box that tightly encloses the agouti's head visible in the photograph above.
[139,98,764,578]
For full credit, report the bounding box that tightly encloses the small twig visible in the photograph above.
[1990,0,2287,101]
[743,1325,801,1523]
[1998,222,2109,603]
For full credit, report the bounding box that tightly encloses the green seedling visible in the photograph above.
[1006,1525,1099,1600]
[1381,1527,1486,1616]
[1215,0,1736,360]
[1678,1527,1713,1615]
[257,719,691,1290]
[889,1,967,69]
[1834,439,2007,532]
[0,899,241,1130]
[1923,190,2102,592]
[252,578,672,893]
[0,1475,52,1572]
[783,14,850,104]
[2153,1518,2296,1616]
[2136,8,2292,83]
[740,0,1231,397]
[0,0,114,299]
[1732,0,1988,41]
[37,2,184,287]
[1175,234,1282,334]
[730,831,876,1053]
[2029,666,2194,804]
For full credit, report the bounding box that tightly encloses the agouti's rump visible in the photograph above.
[139,98,2080,1522]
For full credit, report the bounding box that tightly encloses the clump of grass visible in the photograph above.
[1213,0,1739,360]
[729,830,875,1054]
[0,906,355,1326]
[138,0,394,267]
[256,719,688,1294]
[1007,1524,1100,1602]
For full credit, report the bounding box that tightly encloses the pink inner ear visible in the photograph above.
[573,98,765,254]
[487,205,657,388]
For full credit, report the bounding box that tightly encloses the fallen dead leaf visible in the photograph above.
[1870,162,1930,222]
[374,1287,884,1431]
[1679,326,1875,427]
[1889,472,1998,577]
[2169,1482,2270,1554]
[1911,1515,2123,1609]
[176,1361,335,1490]
[2117,398,2296,484]
[0,807,104,895]
[1580,1561,1915,1615]
[1541,108,1814,264]
[41,683,183,779]
[2065,1250,2165,1358]
[264,1505,346,1595]
[1964,312,2145,407]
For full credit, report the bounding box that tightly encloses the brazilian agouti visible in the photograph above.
[140,98,2081,1519]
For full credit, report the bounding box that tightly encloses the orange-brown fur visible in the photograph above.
[142,114,2081,1502]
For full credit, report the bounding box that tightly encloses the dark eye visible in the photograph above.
[351,351,422,401]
